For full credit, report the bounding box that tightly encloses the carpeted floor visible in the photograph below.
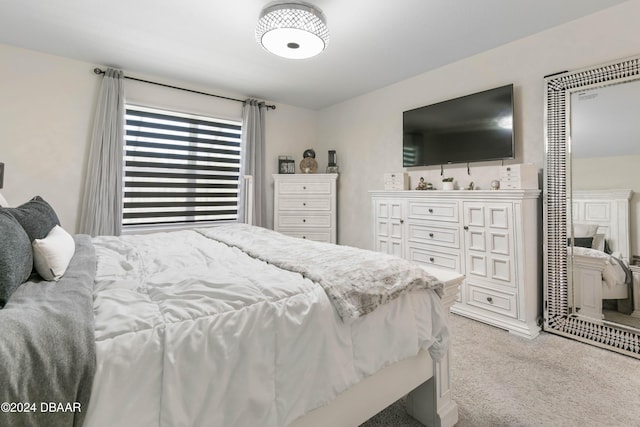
[360,314,640,427]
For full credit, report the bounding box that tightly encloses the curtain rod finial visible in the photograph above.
[93,68,104,75]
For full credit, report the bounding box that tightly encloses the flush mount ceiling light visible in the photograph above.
[256,2,329,60]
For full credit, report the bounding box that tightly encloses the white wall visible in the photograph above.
[0,43,317,232]
[0,44,99,231]
[317,0,640,249]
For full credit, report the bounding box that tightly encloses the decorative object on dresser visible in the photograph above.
[273,173,338,243]
[441,177,455,191]
[499,163,538,189]
[383,172,409,190]
[278,156,295,174]
[415,177,428,191]
[326,150,339,174]
[370,189,541,338]
[300,148,318,173]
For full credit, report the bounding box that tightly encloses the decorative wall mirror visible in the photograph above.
[544,55,640,359]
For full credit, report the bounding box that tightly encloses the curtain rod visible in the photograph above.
[93,68,276,110]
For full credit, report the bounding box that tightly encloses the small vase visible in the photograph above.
[442,181,454,191]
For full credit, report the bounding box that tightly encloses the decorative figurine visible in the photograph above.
[416,177,428,190]
[491,179,500,190]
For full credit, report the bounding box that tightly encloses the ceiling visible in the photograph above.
[0,0,629,110]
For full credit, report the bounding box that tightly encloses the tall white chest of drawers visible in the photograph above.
[273,173,338,243]
[370,189,541,338]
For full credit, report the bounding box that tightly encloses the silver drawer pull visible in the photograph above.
[486,297,493,303]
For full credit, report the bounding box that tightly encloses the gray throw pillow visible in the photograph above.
[0,210,33,307]
[5,196,60,242]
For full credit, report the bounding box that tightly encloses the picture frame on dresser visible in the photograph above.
[278,157,296,174]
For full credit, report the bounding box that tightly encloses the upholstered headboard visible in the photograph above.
[570,189,633,264]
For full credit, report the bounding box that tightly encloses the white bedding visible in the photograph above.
[84,227,449,427]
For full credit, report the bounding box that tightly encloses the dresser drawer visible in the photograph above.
[466,283,517,318]
[407,222,460,249]
[407,245,461,272]
[407,201,459,223]
[279,229,331,243]
[277,213,331,228]
[278,181,332,195]
[278,196,331,211]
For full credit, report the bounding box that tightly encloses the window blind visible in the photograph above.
[123,105,242,227]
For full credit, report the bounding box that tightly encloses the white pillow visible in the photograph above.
[32,225,75,281]
[0,193,8,207]
[592,233,606,252]
[573,223,598,238]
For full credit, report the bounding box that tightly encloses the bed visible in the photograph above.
[568,189,634,319]
[0,195,463,427]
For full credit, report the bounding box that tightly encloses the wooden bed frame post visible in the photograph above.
[406,275,461,427]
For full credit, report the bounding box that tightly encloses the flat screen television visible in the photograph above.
[403,84,514,167]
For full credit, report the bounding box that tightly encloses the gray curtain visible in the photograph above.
[78,68,125,236]
[238,99,267,226]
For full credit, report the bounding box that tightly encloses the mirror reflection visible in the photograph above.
[569,78,640,331]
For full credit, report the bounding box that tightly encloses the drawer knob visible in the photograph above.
[302,219,306,223]
[429,233,434,238]
[302,236,306,239]
[486,297,493,303]
[303,186,307,190]
[428,208,433,213]
[302,202,306,206]
[463,226,469,231]
[429,257,435,262]
[400,219,404,224]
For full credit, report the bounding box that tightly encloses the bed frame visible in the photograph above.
[569,189,633,319]
[290,268,464,427]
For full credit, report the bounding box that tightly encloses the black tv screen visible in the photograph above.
[403,84,514,167]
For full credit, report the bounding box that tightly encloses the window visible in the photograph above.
[123,105,243,228]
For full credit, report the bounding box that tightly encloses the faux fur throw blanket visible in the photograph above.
[198,224,443,320]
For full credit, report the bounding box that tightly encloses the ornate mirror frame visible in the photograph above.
[544,55,640,359]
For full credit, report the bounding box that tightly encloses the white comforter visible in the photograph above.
[84,227,449,427]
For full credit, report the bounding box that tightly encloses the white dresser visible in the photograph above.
[370,189,541,338]
[273,173,338,243]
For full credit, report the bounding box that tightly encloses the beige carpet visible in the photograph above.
[361,314,640,427]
